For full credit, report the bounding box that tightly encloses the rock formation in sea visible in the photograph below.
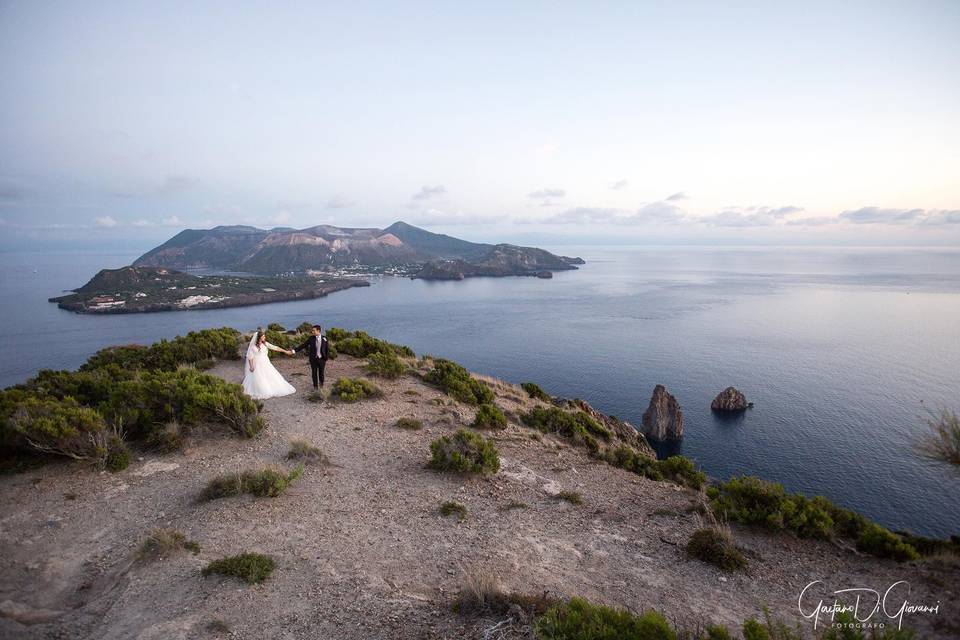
[641,384,684,440]
[711,386,749,412]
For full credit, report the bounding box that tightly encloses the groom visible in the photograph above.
[293,324,330,389]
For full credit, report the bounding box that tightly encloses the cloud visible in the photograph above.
[837,207,960,226]
[785,216,837,226]
[665,191,688,201]
[610,179,629,190]
[543,207,620,224]
[839,207,923,225]
[700,205,804,227]
[161,215,183,226]
[542,201,687,225]
[412,185,447,200]
[529,188,566,200]
[623,201,687,224]
[324,196,353,209]
[95,216,118,228]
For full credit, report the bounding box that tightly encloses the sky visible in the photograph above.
[1,0,958,250]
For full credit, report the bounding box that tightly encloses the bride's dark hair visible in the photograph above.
[256,327,266,343]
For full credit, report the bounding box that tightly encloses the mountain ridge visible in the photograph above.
[133,221,583,278]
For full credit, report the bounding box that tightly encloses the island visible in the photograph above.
[52,221,585,314]
[49,266,368,314]
[133,220,584,279]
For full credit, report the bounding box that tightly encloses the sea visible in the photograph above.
[2,246,959,538]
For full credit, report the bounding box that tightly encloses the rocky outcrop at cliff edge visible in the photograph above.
[711,386,749,412]
[641,384,684,441]
[562,398,656,459]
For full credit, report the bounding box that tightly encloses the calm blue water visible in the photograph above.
[2,246,959,537]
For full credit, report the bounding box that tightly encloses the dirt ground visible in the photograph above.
[1,353,956,639]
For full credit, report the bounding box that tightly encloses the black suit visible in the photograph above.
[294,335,330,388]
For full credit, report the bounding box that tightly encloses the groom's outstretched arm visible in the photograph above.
[293,337,311,354]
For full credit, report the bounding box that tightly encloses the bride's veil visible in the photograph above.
[243,328,261,371]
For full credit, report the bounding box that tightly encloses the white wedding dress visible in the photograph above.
[242,336,296,400]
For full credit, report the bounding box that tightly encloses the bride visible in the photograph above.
[242,329,297,399]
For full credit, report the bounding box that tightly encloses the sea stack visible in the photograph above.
[641,384,684,440]
[711,386,749,412]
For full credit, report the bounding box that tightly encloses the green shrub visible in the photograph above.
[295,321,314,334]
[395,417,423,430]
[535,597,676,640]
[267,322,286,332]
[137,528,200,562]
[200,465,304,500]
[741,609,805,640]
[521,382,551,401]
[202,553,275,584]
[424,359,494,405]
[709,476,920,561]
[705,626,733,640]
[5,396,130,470]
[686,528,748,572]
[519,406,613,457]
[366,351,405,379]
[286,440,328,464]
[556,490,583,506]
[81,328,241,372]
[428,429,500,474]
[856,523,920,562]
[332,377,381,403]
[328,329,414,358]
[440,500,467,520]
[473,403,507,429]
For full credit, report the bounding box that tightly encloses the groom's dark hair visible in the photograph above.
[312,324,322,331]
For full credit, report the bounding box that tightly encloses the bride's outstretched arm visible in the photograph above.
[265,342,295,355]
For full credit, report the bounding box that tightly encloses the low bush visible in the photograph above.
[686,528,748,572]
[856,523,920,562]
[395,417,423,430]
[556,490,583,506]
[4,396,130,470]
[534,597,677,640]
[916,407,960,466]
[520,406,610,455]
[424,359,494,405]
[200,465,304,501]
[440,500,467,520]
[473,403,507,430]
[428,429,500,474]
[202,553,275,584]
[366,351,405,379]
[332,377,381,403]
[741,608,805,640]
[328,329,414,358]
[521,381,551,401]
[267,322,286,332]
[137,528,200,562]
[81,328,241,372]
[286,440,328,465]
[453,570,555,618]
[708,476,921,561]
